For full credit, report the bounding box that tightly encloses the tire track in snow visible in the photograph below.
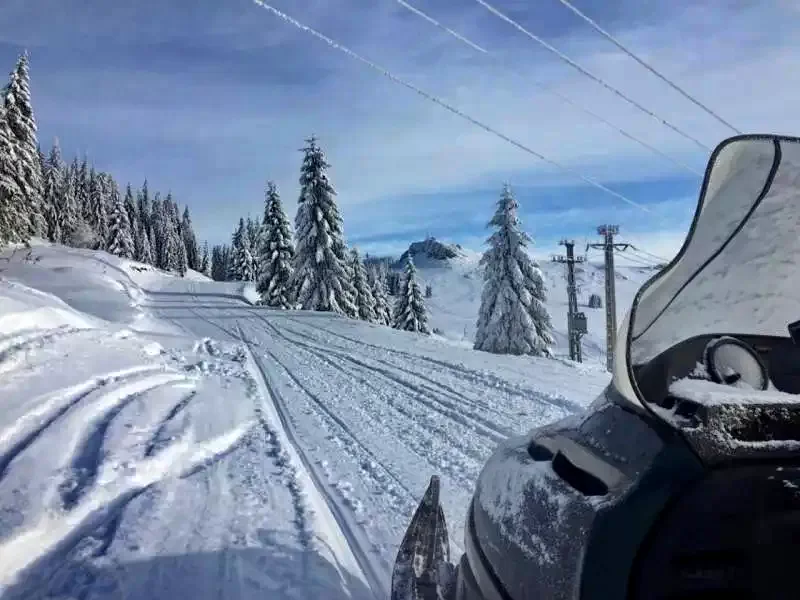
[254,404,314,553]
[144,390,197,458]
[180,311,390,594]
[57,374,192,511]
[256,316,509,444]
[278,316,581,412]
[246,327,414,501]
[0,366,168,482]
[0,325,80,355]
[0,424,252,594]
[259,320,496,465]
[283,341,482,493]
[232,322,389,598]
[279,319,515,417]
[0,326,83,375]
[191,312,413,502]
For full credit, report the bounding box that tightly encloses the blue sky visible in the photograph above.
[1,0,798,261]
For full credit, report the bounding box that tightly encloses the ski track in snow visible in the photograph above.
[279,315,583,412]
[231,322,389,597]
[257,318,500,479]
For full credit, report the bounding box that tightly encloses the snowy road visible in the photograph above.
[0,272,608,599]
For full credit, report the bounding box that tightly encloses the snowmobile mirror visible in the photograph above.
[625,135,800,406]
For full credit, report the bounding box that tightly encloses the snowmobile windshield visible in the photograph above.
[627,135,800,406]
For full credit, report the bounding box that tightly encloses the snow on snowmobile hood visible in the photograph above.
[619,135,800,432]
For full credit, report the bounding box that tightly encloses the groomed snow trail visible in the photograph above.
[0,251,609,599]
[145,284,607,580]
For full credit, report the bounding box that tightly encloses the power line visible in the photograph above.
[396,0,488,54]
[394,0,702,176]
[252,0,653,214]
[615,250,660,268]
[620,246,661,263]
[472,0,711,152]
[629,244,670,263]
[551,0,741,135]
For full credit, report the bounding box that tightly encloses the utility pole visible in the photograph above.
[552,240,587,362]
[587,225,630,372]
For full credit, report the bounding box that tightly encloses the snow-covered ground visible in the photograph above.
[0,242,616,599]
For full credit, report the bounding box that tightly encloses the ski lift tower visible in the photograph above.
[552,240,587,362]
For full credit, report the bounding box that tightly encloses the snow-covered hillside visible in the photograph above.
[398,239,655,364]
[0,242,614,599]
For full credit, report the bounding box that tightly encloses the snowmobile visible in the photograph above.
[391,134,800,600]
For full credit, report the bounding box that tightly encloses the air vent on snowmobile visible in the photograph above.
[551,451,608,497]
[527,441,554,462]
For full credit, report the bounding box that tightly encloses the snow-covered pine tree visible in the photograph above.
[136,180,150,239]
[42,140,64,242]
[474,184,553,356]
[165,195,187,276]
[211,245,222,281]
[392,256,429,334]
[0,108,27,245]
[221,244,233,281]
[2,52,45,238]
[292,136,356,316]
[123,184,137,233]
[87,169,108,249]
[231,217,256,282]
[138,219,153,265]
[151,193,166,268]
[78,160,91,224]
[55,153,76,244]
[349,248,377,322]
[246,217,259,253]
[37,145,45,182]
[371,276,392,326]
[181,206,199,271]
[200,241,211,278]
[256,181,295,308]
[107,179,134,259]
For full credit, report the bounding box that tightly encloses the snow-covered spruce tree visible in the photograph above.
[55,153,76,244]
[222,245,234,281]
[257,181,295,308]
[292,136,356,316]
[349,248,377,322]
[42,140,64,242]
[0,108,27,245]
[200,241,211,278]
[107,179,134,259]
[3,52,45,238]
[247,217,259,254]
[166,195,187,276]
[78,159,91,224]
[211,245,223,281]
[151,194,166,268]
[392,256,429,334]
[181,206,199,271]
[231,217,256,282]
[88,170,109,248]
[371,276,392,326]
[474,184,553,356]
[123,184,137,234]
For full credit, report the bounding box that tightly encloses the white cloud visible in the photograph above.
[5,0,797,247]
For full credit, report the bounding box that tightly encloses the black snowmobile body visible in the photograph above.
[392,134,800,600]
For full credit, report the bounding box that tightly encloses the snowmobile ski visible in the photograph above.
[391,475,452,600]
